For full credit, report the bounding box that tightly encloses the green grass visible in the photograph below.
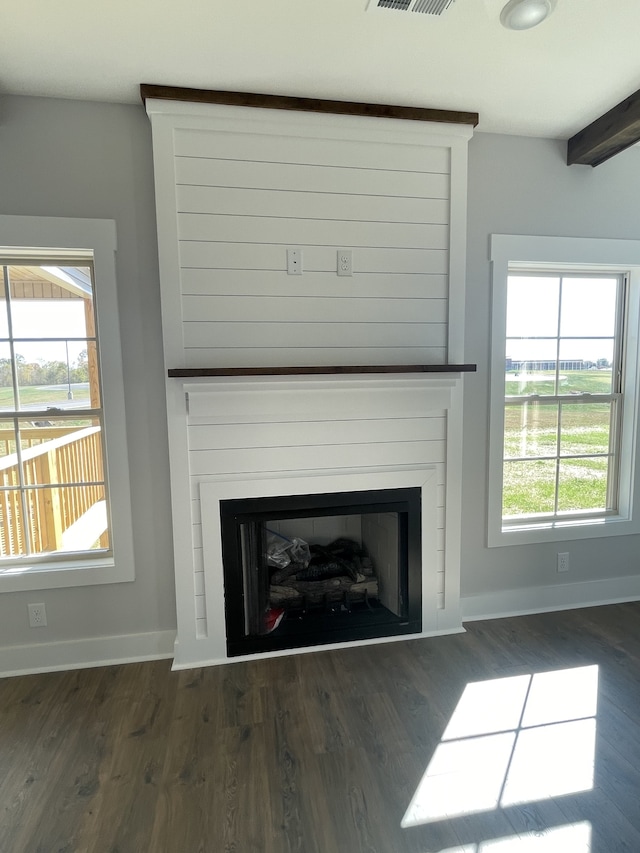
[503,370,613,518]
[505,368,613,397]
[0,384,89,409]
[503,458,609,517]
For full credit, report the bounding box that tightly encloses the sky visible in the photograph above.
[506,275,618,363]
[0,300,88,366]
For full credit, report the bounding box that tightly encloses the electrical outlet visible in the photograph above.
[28,602,47,628]
[287,248,303,275]
[337,249,352,277]
[557,552,569,573]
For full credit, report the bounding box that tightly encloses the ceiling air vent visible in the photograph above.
[367,0,456,14]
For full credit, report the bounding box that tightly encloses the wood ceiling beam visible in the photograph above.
[140,84,479,127]
[567,87,640,167]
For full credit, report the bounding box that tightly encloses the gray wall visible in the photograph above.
[463,132,640,602]
[0,95,176,650]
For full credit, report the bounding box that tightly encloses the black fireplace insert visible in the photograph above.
[220,487,422,656]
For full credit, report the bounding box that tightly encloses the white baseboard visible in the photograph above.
[0,629,176,679]
[461,574,640,622]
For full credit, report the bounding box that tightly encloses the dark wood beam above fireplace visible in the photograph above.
[140,84,479,127]
[567,87,640,167]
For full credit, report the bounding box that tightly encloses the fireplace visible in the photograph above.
[220,487,422,656]
[193,452,456,668]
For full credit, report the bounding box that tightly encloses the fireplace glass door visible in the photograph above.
[220,488,421,656]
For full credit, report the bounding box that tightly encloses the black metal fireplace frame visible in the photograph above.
[220,487,422,656]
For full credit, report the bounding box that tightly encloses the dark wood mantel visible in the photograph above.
[168,365,477,378]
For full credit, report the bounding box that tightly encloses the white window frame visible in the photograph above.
[0,216,135,590]
[489,235,640,547]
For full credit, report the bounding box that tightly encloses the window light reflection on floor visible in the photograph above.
[401,665,598,829]
[436,820,592,852]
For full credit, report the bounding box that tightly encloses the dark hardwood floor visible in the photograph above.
[2,602,640,852]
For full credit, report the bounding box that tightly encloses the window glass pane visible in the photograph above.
[559,403,612,458]
[19,418,104,486]
[557,458,609,512]
[0,342,16,412]
[503,459,557,518]
[557,341,614,394]
[504,401,558,459]
[0,489,26,557]
[24,485,108,554]
[505,339,559,396]
[8,265,92,339]
[507,276,560,338]
[14,340,93,411]
[560,277,618,338]
[0,421,19,486]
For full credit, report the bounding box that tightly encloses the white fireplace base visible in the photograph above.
[165,373,465,669]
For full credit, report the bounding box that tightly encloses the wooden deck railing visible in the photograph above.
[0,426,108,557]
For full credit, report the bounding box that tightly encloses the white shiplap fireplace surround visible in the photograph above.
[144,88,476,669]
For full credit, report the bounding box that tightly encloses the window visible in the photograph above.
[0,217,134,590]
[489,236,640,547]
[0,258,110,558]
[503,271,623,521]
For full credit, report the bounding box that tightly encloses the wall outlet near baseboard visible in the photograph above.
[28,603,47,628]
[557,552,570,573]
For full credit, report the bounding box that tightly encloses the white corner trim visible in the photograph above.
[0,630,176,679]
[461,575,640,623]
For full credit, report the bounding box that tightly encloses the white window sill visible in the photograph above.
[0,556,134,593]
[488,512,640,547]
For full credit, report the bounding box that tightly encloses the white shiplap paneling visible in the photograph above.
[180,269,448,299]
[181,296,447,325]
[182,321,447,351]
[187,416,446,450]
[183,346,448,368]
[175,157,451,199]
[173,126,452,173]
[177,184,449,226]
[177,213,449,250]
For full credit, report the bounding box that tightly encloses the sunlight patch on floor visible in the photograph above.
[402,665,598,829]
[436,820,592,851]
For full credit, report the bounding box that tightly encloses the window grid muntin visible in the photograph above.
[502,271,625,525]
[0,258,111,562]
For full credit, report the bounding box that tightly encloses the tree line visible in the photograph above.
[0,352,89,387]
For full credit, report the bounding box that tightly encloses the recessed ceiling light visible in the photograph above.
[500,0,555,30]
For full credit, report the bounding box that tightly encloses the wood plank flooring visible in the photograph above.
[2,602,640,852]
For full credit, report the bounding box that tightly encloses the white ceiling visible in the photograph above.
[2,0,640,139]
